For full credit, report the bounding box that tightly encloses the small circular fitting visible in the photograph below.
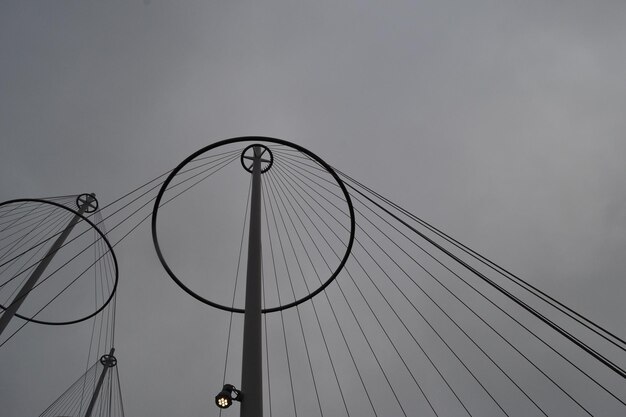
[76,193,98,213]
[100,354,117,367]
[240,144,273,173]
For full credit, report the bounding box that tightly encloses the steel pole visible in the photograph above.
[0,194,95,337]
[84,347,115,417]
[240,146,263,417]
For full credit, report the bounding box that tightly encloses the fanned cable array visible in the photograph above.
[211,143,625,417]
[4,139,624,417]
[38,351,124,417]
[37,229,124,417]
[0,146,245,346]
[38,285,123,417]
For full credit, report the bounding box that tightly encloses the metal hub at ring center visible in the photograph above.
[240,144,274,173]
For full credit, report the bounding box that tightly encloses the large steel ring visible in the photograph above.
[0,198,119,325]
[151,136,355,313]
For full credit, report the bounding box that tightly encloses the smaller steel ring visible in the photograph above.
[0,198,119,325]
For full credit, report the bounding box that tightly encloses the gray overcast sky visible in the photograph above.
[1,1,625,416]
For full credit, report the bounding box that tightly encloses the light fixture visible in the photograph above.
[215,384,242,409]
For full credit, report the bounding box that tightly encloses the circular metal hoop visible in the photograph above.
[0,198,119,325]
[240,144,274,174]
[152,136,355,314]
[76,193,99,213]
